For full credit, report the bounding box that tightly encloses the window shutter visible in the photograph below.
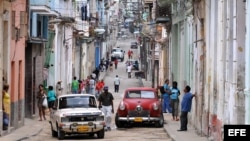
[20,11,27,37]
[11,11,16,40]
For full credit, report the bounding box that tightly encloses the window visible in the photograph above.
[59,96,97,109]
[126,90,155,99]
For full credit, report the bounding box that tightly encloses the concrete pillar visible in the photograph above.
[244,0,250,124]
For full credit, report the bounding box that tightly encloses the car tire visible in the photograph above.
[50,123,57,137]
[97,128,105,138]
[155,113,164,128]
[57,124,65,140]
[115,113,124,128]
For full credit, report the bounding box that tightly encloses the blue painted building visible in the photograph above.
[25,0,58,118]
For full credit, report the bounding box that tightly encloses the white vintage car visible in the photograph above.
[49,94,105,140]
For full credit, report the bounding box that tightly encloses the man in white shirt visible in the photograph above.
[127,64,132,78]
[89,76,95,95]
[114,75,120,93]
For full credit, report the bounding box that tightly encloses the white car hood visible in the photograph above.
[58,108,103,116]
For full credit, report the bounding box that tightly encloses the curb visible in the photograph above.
[16,128,43,141]
[163,127,175,141]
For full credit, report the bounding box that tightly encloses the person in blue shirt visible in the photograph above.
[47,86,56,113]
[170,81,180,121]
[178,85,196,131]
[162,79,172,113]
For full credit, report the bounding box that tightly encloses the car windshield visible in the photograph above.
[58,96,97,109]
[126,90,155,99]
[112,48,123,52]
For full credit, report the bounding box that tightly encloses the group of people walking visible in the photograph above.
[160,79,196,131]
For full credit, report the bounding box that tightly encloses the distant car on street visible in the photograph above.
[111,47,125,61]
[130,42,138,49]
[115,87,164,128]
[49,94,105,140]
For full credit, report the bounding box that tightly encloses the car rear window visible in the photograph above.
[126,90,155,99]
[59,96,97,109]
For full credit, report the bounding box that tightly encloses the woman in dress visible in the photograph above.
[37,84,46,121]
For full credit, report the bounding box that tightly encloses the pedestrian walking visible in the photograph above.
[114,58,118,69]
[105,59,109,71]
[170,81,180,121]
[89,76,96,95]
[93,67,100,80]
[47,86,56,113]
[95,80,102,98]
[127,64,132,78]
[109,61,113,72]
[71,76,79,94]
[2,84,10,130]
[37,84,47,121]
[114,75,120,93]
[56,80,63,97]
[178,85,196,131]
[98,86,114,131]
[128,50,133,59]
[161,79,172,113]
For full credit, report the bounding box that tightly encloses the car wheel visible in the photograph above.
[97,128,105,138]
[57,124,65,140]
[155,113,164,128]
[115,113,124,128]
[50,122,57,137]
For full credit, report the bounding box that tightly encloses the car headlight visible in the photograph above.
[119,102,125,110]
[61,117,69,122]
[153,103,159,110]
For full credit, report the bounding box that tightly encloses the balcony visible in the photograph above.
[30,0,59,16]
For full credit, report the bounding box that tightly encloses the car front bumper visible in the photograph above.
[60,122,104,133]
[118,116,161,122]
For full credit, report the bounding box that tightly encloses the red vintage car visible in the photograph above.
[115,87,164,128]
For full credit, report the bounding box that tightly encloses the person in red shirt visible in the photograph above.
[100,79,105,92]
[128,50,133,59]
[95,80,102,98]
[114,58,118,69]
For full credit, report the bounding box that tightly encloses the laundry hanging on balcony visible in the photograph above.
[81,1,90,21]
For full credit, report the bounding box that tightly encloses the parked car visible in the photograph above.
[111,47,125,61]
[115,87,164,128]
[50,94,105,140]
[130,42,138,49]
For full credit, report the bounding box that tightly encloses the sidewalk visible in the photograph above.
[0,117,48,141]
[140,78,208,141]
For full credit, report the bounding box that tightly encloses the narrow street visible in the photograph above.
[22,37,171,141]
